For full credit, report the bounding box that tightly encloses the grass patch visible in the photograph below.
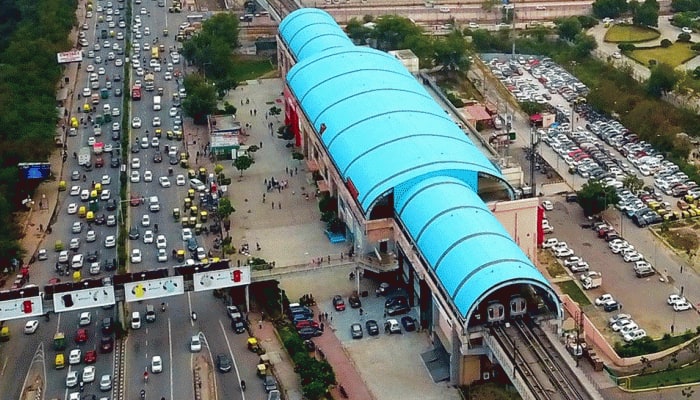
[556,280,591,306]
[615,331,697,358]
[462,382,521,399]
[231,56,275,82]
[628,42,698,68]
[539,250,567,278]
[604,24,660,43]
[628,358,700,389]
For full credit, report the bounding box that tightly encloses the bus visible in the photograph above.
[186,14,204,23]
[151,47,159,60]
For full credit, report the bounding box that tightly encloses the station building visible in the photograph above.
[276,8,562,384]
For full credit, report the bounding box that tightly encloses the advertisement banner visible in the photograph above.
[56,50,83,64]
[0,296,44,321]
[123,276,185,302]
[52,286,115,313]
[193,266,251,292]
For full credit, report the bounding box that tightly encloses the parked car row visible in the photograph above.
[668,294,693,312]
[608,312,647,342]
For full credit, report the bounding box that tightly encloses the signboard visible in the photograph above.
[18,163,51,180]
[57,50,83,64]
[0,295,44,321]
[123,276,185,302]
[193,266,251,292]
[53,286,115,313]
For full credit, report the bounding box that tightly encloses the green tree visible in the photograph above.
[623,175,645,193]
[557,17,583,41]
[693,66,700,79]
[432,30,470,72]
[671,0,700,12]
[302,381,328,400]
[370,15,423,51]
[345,18,372,44]
[677,32,692,42]
[233,155,254,176]
[573,33,598,57]
[592,0,629,18]
[577,179,620,216]
[217,198,236,219]
[632,0,659,26]
[646,63,679,97]
[182,74,217,124]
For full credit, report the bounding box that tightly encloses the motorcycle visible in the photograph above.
[191,312,197,321]
[161,303,166,312]
[240,380,246,391]
[140,389,146,399]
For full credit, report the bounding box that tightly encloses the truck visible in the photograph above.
[131,84,142,100]
[153,95,161,111]
[580,271,602,290]
[151,47,159,60]
[144,73,155,91]
[78,147,91,166]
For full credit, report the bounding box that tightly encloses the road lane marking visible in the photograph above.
[168,317,174,400]
[219,319,245,400]
[199,330,218,400]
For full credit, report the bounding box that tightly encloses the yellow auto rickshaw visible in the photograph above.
[199,211,208,222]
[184,198,192,209]
[86,211,95,222]
[90,189,98,200]
[181,217,189,228]
[187,169,196,179]
[194,223,203,235]
[248,337,261,353]
[180,158,189,168]
[190,205,198,216]
[94,183,102,194]
[187,189,195,199]
[82,103,91,113]
[73,271,81,282]
[78,206,87,218]
[0,326,9,342]
[55,353,65,369]
[189,217,197,227]
[54,240,64,252]
[173,208,181,221]
[176,249,185,262]
[71,116,79,128]
[59,180,67,191]
[155,128,162,137]
[256,363,268,377]
[198,167,207,180]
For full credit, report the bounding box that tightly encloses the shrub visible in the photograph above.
[677,32,692,42]
[661,38,673,47]
[618,43,636,51]
[691,43,700,51]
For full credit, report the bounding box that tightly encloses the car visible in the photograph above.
[350,323,363,339]
[563,256,583,268]
[298,326,321,339]
[79,312,91,326]
[144,170,153,182]
[385,318,402,334]
[132,117,142,128]
[190,178,206,191]
[263,375,278,392]
[603,300,623,312]
[182,228,193,241]
[80,190,90,201]
[103,258,116,272]
[24,320,39,334]
[401,316,416,331]
[158,176,171,188]
[99,374,112,391]
[554,247,574,258]
[365,319,379,336]
[348,293,361,308]
[595,294,614,306]
[86,64,95,72]
[153,151,163,163]
[86,230,96,242]
[156,235,167,249]
[82,366,96,383]
[674,301,693,311]
[569,261,590,272]
[84,349,97,364]
[141,136,150,148]
[152,116,161,127]
[215,353,232,372]
[176,175,186,186]
[668,294,687,305]
[69,349,82,365]
[143,230,154,244]
[611,51,621,59]
[151,137,160,148]
[151,355,163,373]
[609,313,632,326]
[611,318,633,332]
[142,214,150,226]
[100,190,111,201]
[101,336,114,353]
[59,250,70,263]
[70,237,81,250]
[101,175,111,185]
[129,226,140,240]
[541,200,553,211]
[70,185,81,196]
[106,214,116,226]
[131,157,141,169]
[67,203,78,214]
[131,249,142,263]
[682,26,693,34]
[71,170,81,181]
[169,107,178,117]
[332,295,346,311]
[72,222,83,234]
[38,248,48,260]
[86,250,98,262]
[623,251,644,262]
[66,370,79,388]
[169,155,179,165]
[623,329,647,342]
[130,170,141,183]
[196,247,206,260]
[190,335,202,352]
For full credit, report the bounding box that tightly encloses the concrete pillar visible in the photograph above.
[244,284,250,312]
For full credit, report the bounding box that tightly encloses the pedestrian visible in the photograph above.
[327,255,331,263]
[250,109,253,116]
[39,224,43,232]
[258,320,263,329]
[359,308,364,316]
[325,312,329,320]
[246,98,249,104]
[319,314,323,322]
[256,242,261,251]
[278,203,281,209]
[277,186,281,193]
[320,322,325,331]
[241,99,243,105]
[259,141,262,149]
[262,193,266,203]
[254,109,257,116]
[271,201,274,209]
[294,167,298,175]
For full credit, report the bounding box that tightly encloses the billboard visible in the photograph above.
[52,286,116,313]
[0,287,44,320]
[193,266,251,292]
[18,163,51,180]
[57,50,83,64]
[123,276,185,302]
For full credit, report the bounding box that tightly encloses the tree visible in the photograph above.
[432,30,470,72]
[577,179,620,216]
[217,198,235,219]
[557,17,582,41]
[182,74,217,124]
[647,63,679,97]
[677,32,692,42]
[233,155,254,176]
[693,66,700,79]
[632,0,659,27]
[623,175,645,194]
[671,0,700,12]
[573,33,598,58]
[345,18,372,44]
[592,0,629,18]
[370,15,423,51]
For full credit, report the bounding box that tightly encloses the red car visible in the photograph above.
[332,295,345,311]
[295,319,320,331]
[75,328,88,344]
[84,350,97,364]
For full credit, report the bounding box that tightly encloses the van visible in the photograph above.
[71,254,84,270]
[145,305,156,322]
[131,312,142,329]
[149,196,160,212]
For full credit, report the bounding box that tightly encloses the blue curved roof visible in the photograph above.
[278,9,353,62]
[396,176,554,317]
[287,46,503,212]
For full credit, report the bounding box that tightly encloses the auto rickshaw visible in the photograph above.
[189,217,198,227]
[190,205,198,216]
[187,169,196,179]
[89,199,99,212]
[55,240,64,252]
[101,88,109,99]
[184,198,192,209]
[83,103,91,113]
[198,167,207,181]
[194,223,203,235]
[199,211,208,222]
[256,363,268,378]
[94,183,102,194]
[0,326,9,342]
[176,249,185,262]
[181,217,189,228]
[174,130,183,141]
[90,189,98,200]
[187,189,195,199]
[173,208,180,221]
[155,128,162,138]
[71,116,80,127]
[167,130,174,140]
[53,332,66,350]
[55,353,65,369]
[86,211,95,222]
[163,29,169,37]
[73,271,81,282]
[248,337,261,353]
[58,181,67,191]
[179,156,189,168]
[78,206,87,218]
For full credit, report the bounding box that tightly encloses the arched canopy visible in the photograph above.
[278,8,353,62]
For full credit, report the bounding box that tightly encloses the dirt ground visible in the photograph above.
[193,355,215,400]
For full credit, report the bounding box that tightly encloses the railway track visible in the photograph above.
[268,0,300,19]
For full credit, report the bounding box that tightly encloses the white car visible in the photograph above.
[151,355,163,373]
[100,189,111,201]
[611,319,633,332]
[104,235,116,248]
[102,175,111,185]
[609,313,632,326]
[98,67,106,75]
[164,71,172,80]
[144,170,153,182]
[141,136,150,148]
[132,117,142,128]
[176,174,186,186]
[70,186,81,196]
[115,58,123,66]
[87,136,96,146]
[623,251,644,262]
[152,116,161,126]
[623,329,647,342]
[159,177,171,187]
[70,238,81,250]
[196,247,206,260]
[563,256,583,268]
[541,200,553,211]
[131,249,142,263]
[156,235,167,249]
[86,230,96,242]
[144,27,150,35]
[181,228,193,241]
[151,137,160,148]
[82,87,91,97]
[190,178,206,191]
[66,371,79,388]
[24,320,39,334]
[190,335,202,352]
[157,248,168,262]
[130,170,141,183]
[111,108,120,117]
[169,107,178,117]
[553,247,574,258]
[673,301,692,311]
[67,203,78,214]
[86,64,95,72]
[69,349,82,365]
[82,366,96,383]
[595,294,615,306]
[142,214,150,226]
[99,374,112,391]
[131,157,141,169]
[668,294,687,305]
[112,122,120,132]
[143,230,154,244]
